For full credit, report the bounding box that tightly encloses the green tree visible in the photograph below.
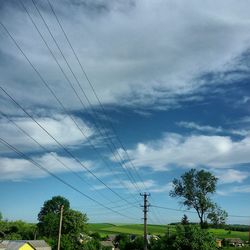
[37,196,88,250]
[83,239,101,250]
[0,219,36,241]
[38,196,70,237]
[181,214,189,225]
[207,203,228,228]
[173,225,217,250]
[170,169,219,228]
[90,232,101,240]
[38,196,70,222]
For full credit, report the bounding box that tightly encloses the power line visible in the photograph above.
[45,0,144,193]
[0,14,139,206]
[0,110,121,204]
[18,0,142,197]
[151,205,197,214]
[3,0,157,220]
[0,85,136,207]
[0,136,139,221]
[151,205,250,218]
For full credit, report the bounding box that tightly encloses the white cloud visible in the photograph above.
[112,133,250,171]
[93,178,171,193]
[177,121,224,133]
[217,185,250,196]
[1,0,250,113]
[178,121,250,136]
[0,114,94,152]
[0,152,92,181]
[213,169,249,184]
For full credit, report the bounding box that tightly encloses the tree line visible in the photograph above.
[0,169,238,250]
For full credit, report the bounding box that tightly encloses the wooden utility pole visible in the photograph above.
[249,222,250,242]
[140,193,150,250]
[57,205,64,250]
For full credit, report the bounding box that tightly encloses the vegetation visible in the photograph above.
[37,196,88,249]
[170,169,227,228]
[0,170,248,250]
[1,217,249,249]
[0,219,36,240]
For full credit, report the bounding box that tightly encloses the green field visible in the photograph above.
[209,228,249,241]
[88,223,168,236]
[88,223,249,242]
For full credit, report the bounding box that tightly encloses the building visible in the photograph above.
[224,238,244,247]
[0,240,51,250]
[216,239,222,248]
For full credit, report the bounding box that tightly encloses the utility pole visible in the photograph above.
[140,193,150,250]
[249,222,250,243]
[57,205,64,250]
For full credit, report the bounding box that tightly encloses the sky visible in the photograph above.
[0,0,250,225]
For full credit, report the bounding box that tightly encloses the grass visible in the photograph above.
[88,223,169,236]
[209,228,249,241]
[88,223,249,241]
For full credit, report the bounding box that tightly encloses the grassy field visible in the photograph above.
[88,223,249,241]
[209,228,249,241]
[88,223,168,236]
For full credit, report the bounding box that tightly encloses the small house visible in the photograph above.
[224,238,244,247]
[27,240,51,250]
[0,240,51,250]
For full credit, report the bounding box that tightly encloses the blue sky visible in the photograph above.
[0,0,250,225]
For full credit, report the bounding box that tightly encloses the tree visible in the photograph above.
[173,225,217,250]
[37,196,88,249]
[38,196,70,237]
[38,196,70,222]
[83,239,101,250]
[62,209,88,242]
[170,169,218,228]
[151,225,217,250]
[207,203,228,228]
[181,214,189,225]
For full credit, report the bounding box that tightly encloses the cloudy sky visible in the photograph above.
[0,0,250,224]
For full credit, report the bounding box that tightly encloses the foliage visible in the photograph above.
[37,196,88,250]
[123,236,144,250]
[90,232,102,240]
[0,219,36,241]
[181,214,189,225]
[170,169,219,228]
[207,203,228,228]
[62,209,88,237]
[224,224,249,232]
[151,225,217,250]
[150,234,176,250]
[173,225,217,250]
[115,234,144,250]
[82,239,102,250]
[38,196,70,222]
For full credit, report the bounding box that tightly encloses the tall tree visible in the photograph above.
[37,196,88,249]
[38,196,70,222]
[170,169,218,228]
